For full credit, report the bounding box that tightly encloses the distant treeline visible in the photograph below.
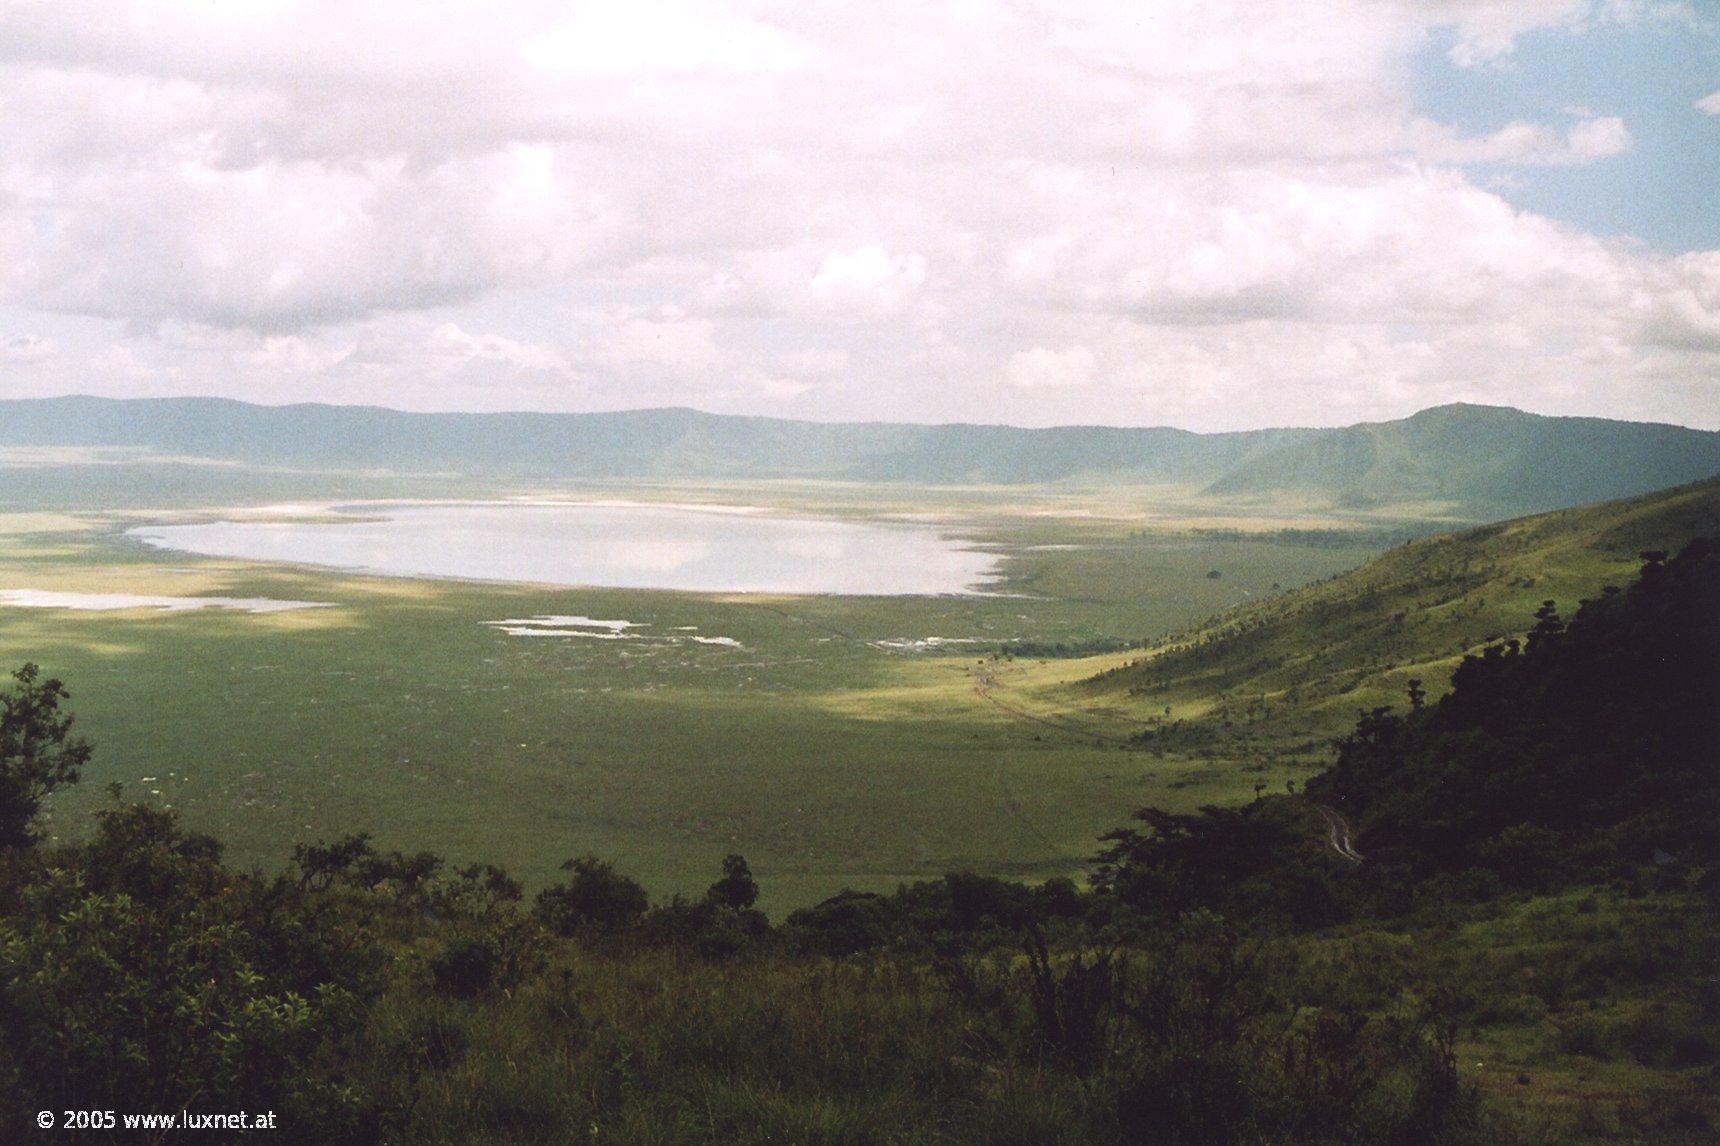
[1187,524,1451,549]
[998,636,1140,658]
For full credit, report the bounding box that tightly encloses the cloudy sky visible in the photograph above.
[0,1,1716,430]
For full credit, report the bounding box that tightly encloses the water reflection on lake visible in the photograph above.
[128,503,1004,596]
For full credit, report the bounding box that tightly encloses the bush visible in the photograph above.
[706,854,759,910]
[0,806,386,1138]
[784,890,895,955]
[637,896,771,960]
[533,855,649,935]
[431,937,500,998]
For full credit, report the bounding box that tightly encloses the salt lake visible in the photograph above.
[127,502,1005,596]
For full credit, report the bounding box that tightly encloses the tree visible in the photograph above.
[1526,600,1564,653]
[706,853,759,910]
[292,832,375,891]
[354,849,443,904]
[1312,537,1720,884]
[1093,804,1306,918]
[0,796,385,1131]
[432,863,524,917]
[784,890,894,956]
[534,854,649,934]
[0,664,92,849]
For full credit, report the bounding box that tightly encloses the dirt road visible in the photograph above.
[1313,802,1364,863]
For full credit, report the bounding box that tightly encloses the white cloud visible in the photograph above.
[524,1,808,76]
[1565,115,1632,158]
[430,323,568,374]
[585,308,719,374]
[1634,251,1720,352]
[0,0,1711,429]
[777,347,851,377]
[1002,165,1633,327]
[1,334,57,363]
[1439,0,1590,67]
[1412,114,1631,165]
[1697,91,1720,116]
[810,247,928,314]
[1008,346,1097,390]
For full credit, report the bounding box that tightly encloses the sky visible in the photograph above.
[0,1,1716,431]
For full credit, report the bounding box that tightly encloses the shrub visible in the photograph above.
[784,890,895,955]
[706,853,759,910]
[533,855,649,935]
[431,937,500,998]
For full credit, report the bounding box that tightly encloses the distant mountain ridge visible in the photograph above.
[5,396,1718,518]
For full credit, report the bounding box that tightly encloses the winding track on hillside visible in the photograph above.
[1313,802,1364,863]
[971,669,1135,747]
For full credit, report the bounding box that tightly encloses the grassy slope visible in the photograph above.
[992,477,1720,754]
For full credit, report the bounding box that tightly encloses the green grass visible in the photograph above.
[0,484,1386,912]
[322,881,1720,1143]
[1283,887,1719,1142]
[369,946,1083,1144]
[1020,477,1720,751]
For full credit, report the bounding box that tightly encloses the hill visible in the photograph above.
[1313,534,1719,875]
[1099,531,1718,915]
[0,395,1314,485]
[1076,475,1720,740]
[3,396,1717,517]
[1204,403,1720,518]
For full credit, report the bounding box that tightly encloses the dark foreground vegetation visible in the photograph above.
[0,542,1715,1142]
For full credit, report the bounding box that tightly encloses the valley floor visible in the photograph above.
[0,482,1392,909]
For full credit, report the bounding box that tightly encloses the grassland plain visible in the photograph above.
[0,481,1392,912]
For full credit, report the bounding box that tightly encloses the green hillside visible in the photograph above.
[1204,403,1720,518]
[4,396,1716,518]
[1076,475,1720,740]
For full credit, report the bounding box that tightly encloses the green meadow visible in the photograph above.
[0,485,1385,912]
